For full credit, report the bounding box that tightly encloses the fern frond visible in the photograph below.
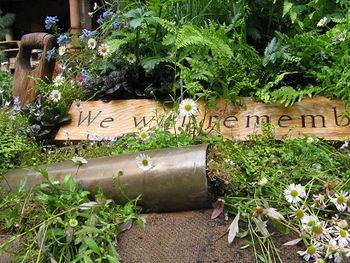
[271,86,319,106]
[141,56,175,72]
[153,17,176,33]
[176,24,206,49]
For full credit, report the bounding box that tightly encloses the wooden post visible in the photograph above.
[69,0,81,33]
[80,0,92,29]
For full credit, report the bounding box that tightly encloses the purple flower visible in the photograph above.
[46,48,57,62]
[13,96,20,112]
[57,34,69,46]
[113,20,122,29]
[45,16,59,30]
[79,29,95,39]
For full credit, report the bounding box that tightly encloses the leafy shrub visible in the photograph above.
[0,173,143,262]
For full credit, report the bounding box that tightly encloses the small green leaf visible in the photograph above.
[283,1,293,17]
[83,237,100,255]
[107,255,121,263]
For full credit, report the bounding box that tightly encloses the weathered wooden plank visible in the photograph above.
[55,96,350,141]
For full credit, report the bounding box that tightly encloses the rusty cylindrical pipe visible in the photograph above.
[1,144,210,212]
[69,0,81,33]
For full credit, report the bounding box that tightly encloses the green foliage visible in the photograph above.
[0,70,12,103]
[0,109,31,175]
[0,173,142,262]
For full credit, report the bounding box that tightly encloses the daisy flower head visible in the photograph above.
[331,191,349,212]
[136,153,153,171]
[98,43,110,57]
[138,130,150,141]
[126,53,136,64]
[312,221,330,241]
[297,242,323,261]
[87,38,97,49]
[179,98,198,117]
[53,74,65,87]
[290,206,307,221]
[49,90,61,102]
[71,156,88,166]
[284,184,306,204]
[335,227,350,248]
[58,45,66,56]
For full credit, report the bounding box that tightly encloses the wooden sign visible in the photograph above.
[55,96,350,141]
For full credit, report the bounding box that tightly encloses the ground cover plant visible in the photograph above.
[1,0,350,262]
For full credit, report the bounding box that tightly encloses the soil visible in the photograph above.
[117,210,304,263]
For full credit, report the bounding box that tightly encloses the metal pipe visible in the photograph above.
[1,144,210,212]
[69,0,81,33]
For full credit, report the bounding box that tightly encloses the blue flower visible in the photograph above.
[103,10,114,19]
[97,9,114,25]
[97,15,104,25]
[113,20,122,29]
[46,48,57,62]
[57,34,69,46]
[45,16,59,30]
[76,70,90,86]
[79,29,95,39]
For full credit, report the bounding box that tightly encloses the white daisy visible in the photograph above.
[179,98,198,117]
[290,206,307,221]
[297,242,323,261]
[135,153,153,171]
[58,45,66,56]
[126,53,136,64]
[98,44,110,57]
[317,17,328,27]
[331,191,349,212]
[335,227,350,248]
[49,90,62,102]
[87,38,97,49]
[138,130,150,141]
[53,74,65,87]
[312,221,330,241]
[284,184,306,203]
[71,156,88,166]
